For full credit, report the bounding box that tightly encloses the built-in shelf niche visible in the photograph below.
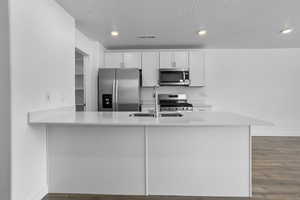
[75,51,86,111]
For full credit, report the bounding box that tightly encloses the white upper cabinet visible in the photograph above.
[159,51,189,68]
[189,51,205,87]
[159,52,173,68]
[173,51,189,68]
[124,52,141,69]
[103,52,141,68]
[103,53,123,68]
[102,50,205,87]
[142,52,159,87]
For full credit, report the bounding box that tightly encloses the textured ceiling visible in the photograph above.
[56,0,300,49]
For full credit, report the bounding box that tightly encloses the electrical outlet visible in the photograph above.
[46,92,51,102]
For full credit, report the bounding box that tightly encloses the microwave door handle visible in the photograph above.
[183,71,185,81]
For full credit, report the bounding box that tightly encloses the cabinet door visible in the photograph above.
[148,126,250,196]
[142,52,159,87]
[159,52,173,68]
[124,52,141,69]
[189,51,205,86]
[174,51,189,68]
[48,126,145,195]
[103,53,123,68]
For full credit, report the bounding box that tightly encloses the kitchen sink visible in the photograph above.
[130,112,183,118]
[130,113,155,117]
[160,113,183,117]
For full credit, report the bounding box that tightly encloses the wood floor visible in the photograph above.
[44,137,300,200]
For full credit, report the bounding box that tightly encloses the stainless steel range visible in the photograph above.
[158,94,193,112]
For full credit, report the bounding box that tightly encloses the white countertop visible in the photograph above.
[28,110,271,127]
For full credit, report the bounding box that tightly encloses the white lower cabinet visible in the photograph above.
[48,126,145,195]
[47,125,250,197]
[147,126,250,197]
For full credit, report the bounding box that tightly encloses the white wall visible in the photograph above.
[75,30,104,111]
[205,49,300,136]
[9,0,75,199]
[141,49,300,136]
[0,0,11,200]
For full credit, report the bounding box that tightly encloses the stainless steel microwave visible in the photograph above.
[159,68,190,86]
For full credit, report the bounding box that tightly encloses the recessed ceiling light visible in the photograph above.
[198,30,207,36]
[280,28,293,35]
[111,31,119,37]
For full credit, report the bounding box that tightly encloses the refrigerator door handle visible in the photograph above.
[112,79,116,111]
[115,79,119,111]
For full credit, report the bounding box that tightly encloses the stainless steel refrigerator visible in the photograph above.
[98,68,141,111]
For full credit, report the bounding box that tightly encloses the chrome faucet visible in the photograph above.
[153,84,160,118]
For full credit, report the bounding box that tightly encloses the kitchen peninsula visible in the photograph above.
[29,110,270,197]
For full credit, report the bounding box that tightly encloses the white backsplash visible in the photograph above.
[141,86,207,105]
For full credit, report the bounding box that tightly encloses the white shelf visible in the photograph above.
[75,51,86,112]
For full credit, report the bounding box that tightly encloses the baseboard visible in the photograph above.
[252,126,300,136]
[46,193,249,199]
[26,185,48,200]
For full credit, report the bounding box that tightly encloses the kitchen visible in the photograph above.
[97,50,205,113]
[1,0,300,200]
